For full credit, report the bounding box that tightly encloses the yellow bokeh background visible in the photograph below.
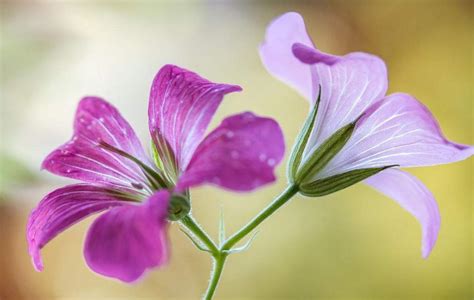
[1,1,472,299]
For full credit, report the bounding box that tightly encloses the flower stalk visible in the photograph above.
[180,184,299,299]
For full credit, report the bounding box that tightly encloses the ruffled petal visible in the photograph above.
[260,12,388,158]
[148,65,241,171]
[365,169,440,258]
[42,97,151,191]
[84,191,170,283]
[26,184,127,271]
[259,12,315,100]
[317,93,474,178]
[297,49,388,158]
[177,112,285,191]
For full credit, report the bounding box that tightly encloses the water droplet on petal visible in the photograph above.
[231,150,239,159]
[225,131,234,138]
[267,158,276,166]
[259,153,266,161]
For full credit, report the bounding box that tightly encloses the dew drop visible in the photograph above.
[98,117,104,122]
[231,150,239,159]
[267,158,276,166]
[259,153,266,161]
[65,168,72,173]
[225,131,234,138]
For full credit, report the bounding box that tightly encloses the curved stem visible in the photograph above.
[180,215,218,254]
[204,253,227,300]
[179,184,299,300]
[222,184,298,250]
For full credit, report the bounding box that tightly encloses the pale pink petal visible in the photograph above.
[365,169,440,258]
[84,191,170,283]
[297,48,388,159]
[259,12,315,100]
[317,93,474,178]
[148,65,241,170]
[26,184,127,271]
[42,97,151,191]
[260,13,388,159]
[177,112,285,191]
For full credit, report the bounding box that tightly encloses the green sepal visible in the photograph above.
[295,115,362,184]
[151,134,179,184]
[288,86,321,182]
[151,141,166,173]
[299,165,397,197]
[167,193,191,221]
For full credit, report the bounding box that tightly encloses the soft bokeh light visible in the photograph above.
[1,1,472,299]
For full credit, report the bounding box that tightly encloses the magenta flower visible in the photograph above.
[27,65,285,282]
[260,12,473,257]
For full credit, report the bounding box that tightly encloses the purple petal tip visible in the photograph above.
[292,43,340,65]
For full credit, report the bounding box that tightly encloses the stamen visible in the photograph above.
[152,134,180,184]
[98,140,171,190]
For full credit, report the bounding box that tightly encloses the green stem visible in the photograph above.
[180,184,299,300]
[180,215,218,254]
[222,184,299,250]
[203,253,227,300]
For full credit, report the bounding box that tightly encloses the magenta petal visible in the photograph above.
[27,184,127,271]
[259,12,315,100]
[365,169,440,258]
[317,93,474,178]
[84,191,170,282]
[148,65,241,170]
[177,112,285,191]
[42,97,151,191]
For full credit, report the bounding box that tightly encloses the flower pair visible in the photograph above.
[27,65,285,282]
[28,11,473,286]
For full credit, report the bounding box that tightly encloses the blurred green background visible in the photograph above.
[1,0,472,299]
